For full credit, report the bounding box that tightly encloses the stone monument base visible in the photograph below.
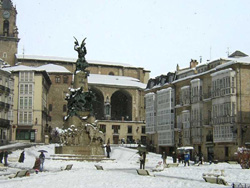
[55,145,104,156]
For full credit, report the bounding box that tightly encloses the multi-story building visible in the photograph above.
[145,51,250,161]
[0,67,13,144]
[3,65,51,143]
[145,73,175,153]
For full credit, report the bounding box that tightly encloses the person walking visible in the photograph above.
[162,152,167,166]
[0,150,3,163]
[18,151,25,163]
[172,151,177,163]
[3,150,8,166]
[105,143,111,158]
[199,152,203,165]
[39,152,45,171]
[141,152,146,169]
[184,151,190,166]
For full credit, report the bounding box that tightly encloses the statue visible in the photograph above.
[74,37,89,72]
[65,87,96,118]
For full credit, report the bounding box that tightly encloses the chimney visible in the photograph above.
[190,59,198,68]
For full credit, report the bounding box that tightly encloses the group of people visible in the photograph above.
[33,151,45,172]
[0,150,9,166]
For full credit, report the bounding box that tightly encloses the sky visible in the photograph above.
[11,0,250,78]
[1,143,250,187]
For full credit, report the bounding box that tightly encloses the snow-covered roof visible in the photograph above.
[88,74,146,89]
[211,68,233,77]
[16,54,134,68]
[3,65,38,72]
[36,64,71,73]
[3,64,146,89]
[3,64,71,74]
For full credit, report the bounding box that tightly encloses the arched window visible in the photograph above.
[3,20,9,36]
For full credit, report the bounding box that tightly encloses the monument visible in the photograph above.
[54,38,105,158]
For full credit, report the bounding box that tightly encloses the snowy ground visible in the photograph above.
[0,143,249,188]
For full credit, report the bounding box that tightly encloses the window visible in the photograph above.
[3,20,9,36]
[112,125,120,134]
[55,76,61,83]
[63,76,68,84]
[100,124,106,133]
[49,104,53,111]
[3,52,7,58]
[128,125,132,134]
[141,126,146,134]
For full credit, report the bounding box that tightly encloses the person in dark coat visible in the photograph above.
[162,152,167,166]
[3,150,8,166]
[18,151,25,163]
[172,151,177,163]
[105,143,111,158]
[141,152,146,169]
[199,152,203,164]
[33,157,40,171]
[0,150,3,163]
[39,152,45,171]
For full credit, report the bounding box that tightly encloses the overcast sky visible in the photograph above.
[12,0,250,78]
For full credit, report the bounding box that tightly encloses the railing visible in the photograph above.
[0,101,5,108]
[0,85,5,93]
[0,118,10,128]
[211,87,236,98]
[212,116,236,125]
[202,91,212,100]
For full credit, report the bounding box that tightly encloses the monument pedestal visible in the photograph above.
[55,145,104,156]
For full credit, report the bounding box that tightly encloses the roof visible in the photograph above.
[88,74,146,89]
[16,54,135,68]
[36,64,71,73]
[3,64,146,89]
[3,65,52,85]
[229,50,248,58]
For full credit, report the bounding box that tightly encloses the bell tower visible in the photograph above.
[0,0,19,66]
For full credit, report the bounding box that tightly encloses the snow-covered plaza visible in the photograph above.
[0,143,249,188]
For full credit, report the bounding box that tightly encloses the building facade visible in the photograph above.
[3,66,51,143]
[145,52,250,161]
[0,68,13,144]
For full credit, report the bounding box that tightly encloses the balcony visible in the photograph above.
[206,135,213,142]
[203,91,212,101]
[191,95,203,104]
[5,103,10,110]
[0,118,10,128]
[5,87,10,95]
[212,116,236,125]
[0,101,5,109]
[203,119,212,127]
[0,85,4,94]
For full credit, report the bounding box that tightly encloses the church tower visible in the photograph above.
[0,0,19,66]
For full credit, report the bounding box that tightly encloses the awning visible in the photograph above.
[177,146,194,150]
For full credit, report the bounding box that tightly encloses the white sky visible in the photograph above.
[11,0,250,78]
